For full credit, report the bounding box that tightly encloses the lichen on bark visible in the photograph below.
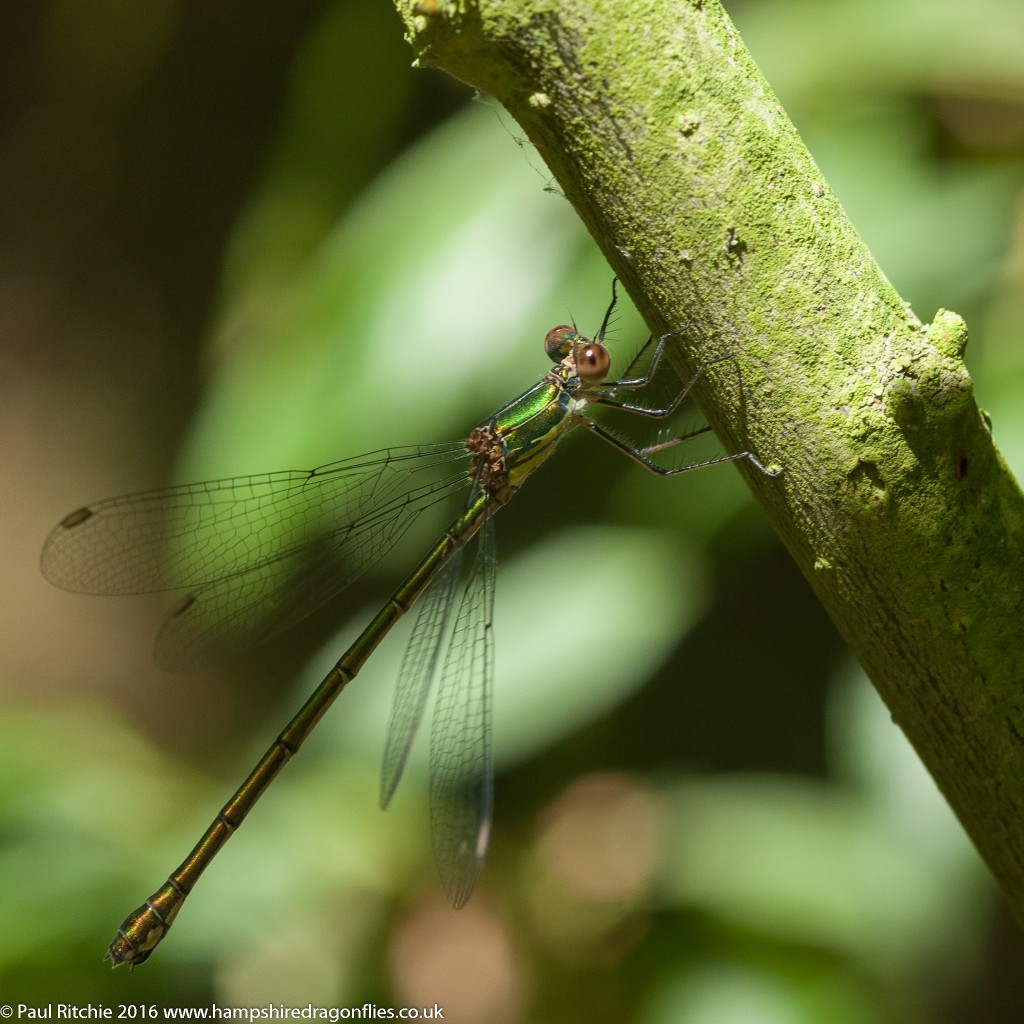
[396,0,1024,921]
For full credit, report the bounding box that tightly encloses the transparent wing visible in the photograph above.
[429,515,496,908]
[379,544,464,810]
[41,444,469,668]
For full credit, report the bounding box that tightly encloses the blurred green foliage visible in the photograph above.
[4,0,1024,1019]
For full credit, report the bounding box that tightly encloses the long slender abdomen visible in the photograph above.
[106,492,495,968]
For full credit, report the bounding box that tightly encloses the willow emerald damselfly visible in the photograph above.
[41,282,775,967]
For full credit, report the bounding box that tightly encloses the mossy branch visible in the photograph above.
[395,0,1024,918]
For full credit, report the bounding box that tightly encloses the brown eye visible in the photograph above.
[576,342,611,381]
[544,325,576,362]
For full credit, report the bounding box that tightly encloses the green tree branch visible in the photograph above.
[395,0,1024,918]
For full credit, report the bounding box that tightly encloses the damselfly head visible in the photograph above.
[544,324,577,362]
[574,341,611,382]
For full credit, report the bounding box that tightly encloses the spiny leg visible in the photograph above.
[593,350,738,419]
[581,417,778,477]
[582,348,776,476]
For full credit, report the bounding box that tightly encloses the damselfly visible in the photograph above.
[41,282,774,967]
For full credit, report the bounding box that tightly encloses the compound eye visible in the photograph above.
[576,342,611,381]
[544,325,576,362]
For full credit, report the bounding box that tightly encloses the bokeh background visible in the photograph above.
[4,0,1024,1019]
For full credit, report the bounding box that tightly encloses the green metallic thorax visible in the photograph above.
[483,366,582,490]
